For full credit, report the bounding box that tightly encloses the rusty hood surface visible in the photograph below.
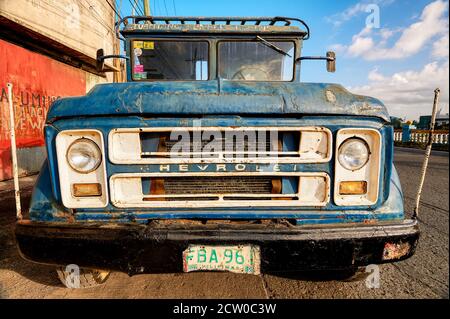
[46,81,390,123]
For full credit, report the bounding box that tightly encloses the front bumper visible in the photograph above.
[15,219,419,275]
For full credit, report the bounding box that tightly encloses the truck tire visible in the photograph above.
[56,267,110,288]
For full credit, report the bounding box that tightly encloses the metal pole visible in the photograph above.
[7,83,22,220]
[413,88,440,219]
[143,0,151,16]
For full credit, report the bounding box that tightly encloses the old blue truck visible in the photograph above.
[15,16,419,287]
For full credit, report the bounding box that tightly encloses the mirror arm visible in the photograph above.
[296,52,336,73]
[296,56,335,62]
[96,48,129,72]
[98,54,130,61]
[97,54,130,62]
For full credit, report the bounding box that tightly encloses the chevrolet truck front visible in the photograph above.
[14,16,419,286]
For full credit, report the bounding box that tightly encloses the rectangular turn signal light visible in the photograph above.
[72,183,102,197]
[339,181,367,195]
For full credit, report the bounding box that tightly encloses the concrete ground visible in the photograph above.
[0,147,448,299]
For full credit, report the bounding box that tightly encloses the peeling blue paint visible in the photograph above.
[29,162,72,222]
[46,81,389,123]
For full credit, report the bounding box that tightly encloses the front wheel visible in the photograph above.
[56,266,110,288]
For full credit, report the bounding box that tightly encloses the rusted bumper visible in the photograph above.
[15,219,419,275]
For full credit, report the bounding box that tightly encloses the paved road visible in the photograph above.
[0,147,448,299]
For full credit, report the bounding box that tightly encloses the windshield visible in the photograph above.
[132,40,208,80]
[218,41,295,81]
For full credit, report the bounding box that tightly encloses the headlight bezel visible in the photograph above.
[66,138,102,174]
[337,137,370,171]
[334,128,382,207]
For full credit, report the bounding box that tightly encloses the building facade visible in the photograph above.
[0,0,119,180]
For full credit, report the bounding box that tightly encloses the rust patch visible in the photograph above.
[383,242,411,260]
[54,210,75,223]
[325,90,336,103]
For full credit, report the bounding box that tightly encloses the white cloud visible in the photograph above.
[368,68,386,81]
[432,34,449,58]
[349,61,449,120]
[328,43,348,54]
[331,0,449,60]
[348,28,375,55]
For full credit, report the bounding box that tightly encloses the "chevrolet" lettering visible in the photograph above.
[158,164,289,172]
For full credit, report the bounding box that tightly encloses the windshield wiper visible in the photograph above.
[256,36,292,57]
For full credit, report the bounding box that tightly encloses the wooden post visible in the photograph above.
[7,83,22,220]
[413,88,440,219]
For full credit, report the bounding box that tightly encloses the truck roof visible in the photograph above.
[117,16,310,38]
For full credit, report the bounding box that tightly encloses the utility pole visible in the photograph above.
[143,0,151,16]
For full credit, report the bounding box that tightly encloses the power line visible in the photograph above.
[151,0,156,16]
[162,0,169,16]
[128,0,144,15]
[78,0,115,34]
[172,0,177,16]
[155,0,161,16]
[134,0,144,15]
[105,0,122,20]
[136,0,146,15]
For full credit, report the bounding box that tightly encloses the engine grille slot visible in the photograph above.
[163,176,275,194]
[142,176,278,201]
[140,131,287,159]
[110,172,330,208]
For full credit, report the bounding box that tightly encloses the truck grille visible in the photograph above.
[108,126,332,208]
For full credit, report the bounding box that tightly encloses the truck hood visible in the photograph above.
[46,81,390,123]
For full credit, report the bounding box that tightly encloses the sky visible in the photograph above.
[116,0,449,121]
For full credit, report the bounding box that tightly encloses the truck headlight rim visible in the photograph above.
[66,138,102,174]
[338,137,370,171]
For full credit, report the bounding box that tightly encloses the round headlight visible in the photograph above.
[338,138,370,171]
[66,138,102,173]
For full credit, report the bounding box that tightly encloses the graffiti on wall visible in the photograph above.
[0,38,88,180]
[0,87,59,147]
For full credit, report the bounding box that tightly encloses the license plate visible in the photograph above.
[182,245,261,275]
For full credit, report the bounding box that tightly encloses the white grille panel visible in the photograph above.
[110,172,330,208]
[108,127,332,164]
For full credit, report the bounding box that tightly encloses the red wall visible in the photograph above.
[0,39,87,180]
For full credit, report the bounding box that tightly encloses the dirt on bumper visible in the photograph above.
[15,219,419,275]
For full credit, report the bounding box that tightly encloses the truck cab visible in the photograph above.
[15,16,419,287]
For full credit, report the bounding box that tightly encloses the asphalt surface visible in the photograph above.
[0,147,448,299]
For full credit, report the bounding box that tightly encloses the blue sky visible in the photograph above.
[116,0,449,120]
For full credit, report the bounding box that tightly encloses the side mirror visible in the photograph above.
[326,51,336,73]
[96,48,130,72]
[96,49,105,73]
